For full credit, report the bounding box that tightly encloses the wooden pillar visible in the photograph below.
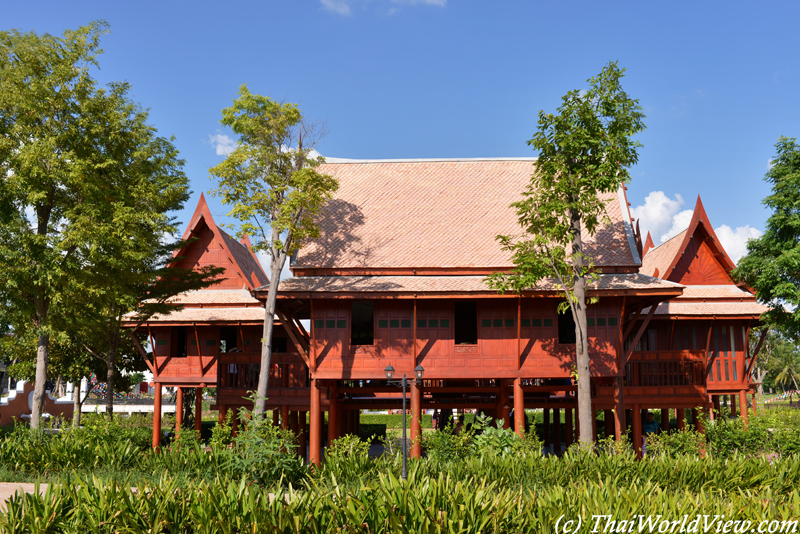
[614,377,626,442]
[632,404,642,459]
[552,408,561,455]
[152,385,162,449]
[661,408,670,431]
[677,408,685,430]
[604,409,615,438]
[543,409,551,449]
[739,391,749,423]
[592,409,598,443]
[290,409,299,435]
[195,387,203,433]
[175,387,184,432]
[281,404,289,430]
[328,383,339,446]
[218,405,226,424]
[309,379,322,466]
[273,409,279,427]
[708,396,715,422]
[730,394,738,417]
[353,409,360,439]
[565,407,573,447]
[410,381,422,458]
[713,395,721,419]
[513,378,525,438]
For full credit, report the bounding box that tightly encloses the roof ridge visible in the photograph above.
[322,157,539,164]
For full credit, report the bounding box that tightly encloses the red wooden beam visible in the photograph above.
[275,309,311,369]
[130,331,155,375]
[623,304,658,367]
[745,327,769,380]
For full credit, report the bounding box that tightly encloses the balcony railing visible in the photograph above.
[625,350,706,388]
[217,352,308,392]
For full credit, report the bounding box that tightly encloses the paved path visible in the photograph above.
[0,483,48,510]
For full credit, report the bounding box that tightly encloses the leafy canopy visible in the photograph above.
[209,85,338,259]
[486,61,645,299]
[733,137,800,340]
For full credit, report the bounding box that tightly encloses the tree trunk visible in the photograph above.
[31,331,50,429]
[72,380,84,427]
[105,346,116,420]
[254,248,287,418]
[756,366,767,396]
[570,208,593,446]
[54,375,64,398]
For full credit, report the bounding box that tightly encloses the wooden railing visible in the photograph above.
[217,352,308,391]
[625,350,706,388]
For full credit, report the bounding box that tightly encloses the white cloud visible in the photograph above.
[209,133,236,156]
[630,191,685,244]
[321,0,352,15]
[392,0,446,5]
[659,209,694,243]
[321,0,445,15]
[714,224,761,264]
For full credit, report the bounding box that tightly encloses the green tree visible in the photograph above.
[0,22,199,427]
[486,62,645,445]
[209,85,339,418]
[733,137,800,340]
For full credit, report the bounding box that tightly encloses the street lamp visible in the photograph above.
[384,363,424,480]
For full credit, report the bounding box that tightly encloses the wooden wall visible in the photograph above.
[312,298,623,380]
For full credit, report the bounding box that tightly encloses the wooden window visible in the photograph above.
[481,319,492,328]
[558,313,576,344]
[608,318,618,326]
[220,326,237,353]
[454,302,477,345]
[314,319,324,329]
[390,319,400,328]
[429,319,439,328]
[379,319,389,328]
[597,318,607,327]
[272,337,287,353]
[401,319,411,328]
[587,318,595,327]
[326,320,335,329]
[493,319,502,328]
[417,319,426,328]
[533,318,543,327]
[351,302,374,345]
[521,318,531,328]
[440,319,450,328]
[172,326,188,358]
[505,319,514,328]
[543,318,553,327]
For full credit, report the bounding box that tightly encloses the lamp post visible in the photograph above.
[384,363,424,480]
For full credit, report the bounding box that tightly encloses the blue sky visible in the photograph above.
[5,1,799,264]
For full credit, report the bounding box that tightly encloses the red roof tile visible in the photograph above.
[144,307,266,323]
[640,230,686,278]
[650,300,767,317]
[296,159,639,271]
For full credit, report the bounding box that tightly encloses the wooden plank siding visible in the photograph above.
[311,298,625,380]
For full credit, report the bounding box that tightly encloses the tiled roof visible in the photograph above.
[640,230,686,278]
[219,229,270,287]
[649,300,767,317]
[676,285,756,300]
[143,307,266,323]
[296,159,639,270]
[165,289,261,306]
[266,273,682,295]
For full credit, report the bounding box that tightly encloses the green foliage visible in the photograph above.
[0,21,219,426]
[486,61,646,297]
[209,409,234,449]
[322,434,375,481]
[220,414,306,486]
[733,136,800,340]
[421,420,475,464]
[360,413,433,428]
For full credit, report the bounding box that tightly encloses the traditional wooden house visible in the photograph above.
[209,157,769,462]
[639,197,768,425]
[125,194,299,447]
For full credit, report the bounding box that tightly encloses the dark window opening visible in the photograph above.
[351,302,374,345]
[220,326,238,353]
[272,336,288,353]
[558,312,576,344]
[454,302,478,345]
[172,326,188,358]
